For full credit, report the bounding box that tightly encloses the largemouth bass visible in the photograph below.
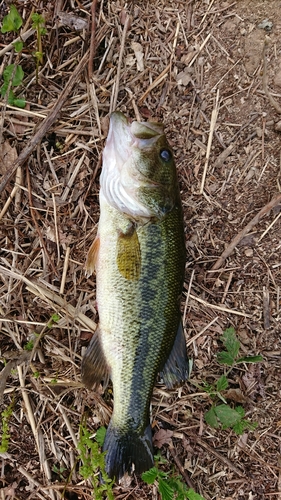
[82,111,189,480]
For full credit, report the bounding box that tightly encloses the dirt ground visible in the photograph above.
[1,0,281,499]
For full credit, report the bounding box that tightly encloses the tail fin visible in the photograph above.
[103,422,153,480]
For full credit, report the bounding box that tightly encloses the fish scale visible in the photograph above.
[82,111,189,480]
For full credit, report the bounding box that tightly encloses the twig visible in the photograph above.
[187,32,212,68]
[195,436,245,478]
[188,293,250,317]
[221,271,234,304]
[0,28,35,57]
[186,316,219,347]
[0,166,22,220]
[258,210,281,242]
[200,89,220,194]
[0,50,89,194]
[169,444,196,490]
[263,286,271,330]
[17,364,39,448]
[138,65,169,104]
[213,144,234,170]
[225,113,259,146]
[263,37,281,114]
[0,266,97,332]
[58,404,78,448]
[212,193,281,270]
[0,351,30,402]
[60,246,71,295]
[17,467,47,500]
[111,13,130,112]
[26,166,59,277]
[88,0,98,81]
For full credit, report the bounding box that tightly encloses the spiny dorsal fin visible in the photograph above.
[85,235,100,276]
[117,227,141,280]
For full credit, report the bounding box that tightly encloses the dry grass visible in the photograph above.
[1,0,281,499]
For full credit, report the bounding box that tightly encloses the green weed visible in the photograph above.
[197,327,262,433]
[142,466,205,500]
[47,313,60,328]
[0,403,13,453]
[1,5,47,106]
[31,12,47,80]
[77,425,114,500]
[1,5,25,107]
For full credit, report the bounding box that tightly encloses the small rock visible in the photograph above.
[275,120,281,132]
[257,19,273,31]
[245,248,253,257]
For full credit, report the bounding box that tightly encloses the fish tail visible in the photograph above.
[103,422,153,480]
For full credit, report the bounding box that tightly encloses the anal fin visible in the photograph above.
[81,327,110,390]
[160,322,189,389]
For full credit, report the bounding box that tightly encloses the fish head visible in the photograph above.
[101,111,179,219]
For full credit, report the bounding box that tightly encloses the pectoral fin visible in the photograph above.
[85,235,100,277]
[117,227,141,280]
[160,322,189,389]
[81,327,110,391]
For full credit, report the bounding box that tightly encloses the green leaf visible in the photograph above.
[217,351,235,366]
[158,477,174,500]
[141,467,159,484]
[1,5,22,33]
[216,374,228,392]
[220,327,240,360]
[13,41,23,52]
[34,51,43,63]
[232,420,248,435]
[12,65,24,86]
[95,426,106,447]
[234,406,245,418]
[24,340,34,351]
[168,477,187,498]
[214,404,241,429]
[3,64,24,87]
[205,407,220,428]
[12,97,26,108]
[47,312,60,327]
[187,489,206,500]
[31,12,46,31]
[0,83,9,97]
[236,355,263,364]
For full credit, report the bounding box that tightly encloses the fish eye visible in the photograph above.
[160,149,172,162]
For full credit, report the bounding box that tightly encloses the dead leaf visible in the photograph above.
[0,141,18,176]
[223,388,246,403]
[153,428,173,448]
[45,226,72,248]
[125,54,135,68]
[236,432,248,451]
[57,12,88,31]
[131,42,144,71]
[176,67,193,86]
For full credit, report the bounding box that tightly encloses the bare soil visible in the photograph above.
[1,1,281,499]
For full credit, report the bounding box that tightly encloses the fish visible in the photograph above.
[81,111,189,480]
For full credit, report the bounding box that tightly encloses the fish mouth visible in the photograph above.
[107,111,164,161]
